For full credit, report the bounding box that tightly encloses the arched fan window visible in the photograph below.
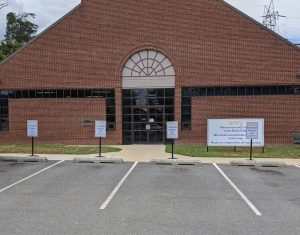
[122,50,175,88]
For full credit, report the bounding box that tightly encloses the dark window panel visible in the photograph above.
[262,86,270,95]
[57,90,63,98]
[246,87,253,95]
[64,90,71,98]
[122,90,131,97]
[16,91,22,98]
[278,86,286,95]
[36,90,43,98]
[107,115,115,122]
[43,90,50,98]
[165,98,174,105]
[182,114,191,122]
[49,91,56,98]
[254,87,262,95]
[71,90,78,98]
[223,87,230,96]
[85,90,92,97]
[270,86,278,95]
[106,107,115,115]
[182,97,191,106]
[199,88,207,96]
[215,87,222,96]
[106,98,115,106]
[238,87,246,96]
[165,106,174,114]
[230,87,238,96]
[165,89,174,97]
[207,87,214,96]
[8,91,15,98]
[78,90,85,98]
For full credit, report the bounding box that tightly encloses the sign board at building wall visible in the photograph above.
[27,120,38,137]
[207,119,264,147]
[167,121,178,139]
[95,120,106,138]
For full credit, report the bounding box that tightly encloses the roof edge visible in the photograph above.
[218,0,300,52]
[0,3,83,66]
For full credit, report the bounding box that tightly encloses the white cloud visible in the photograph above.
[0,0,299,43]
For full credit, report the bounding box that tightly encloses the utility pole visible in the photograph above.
[262,0,285,32]
[0,0,8,9]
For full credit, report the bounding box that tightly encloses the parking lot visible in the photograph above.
[0,160,299,235]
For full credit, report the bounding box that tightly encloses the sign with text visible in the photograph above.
[246,122,259,139]
[207,119,264,147]
[167,121,178,139]
[95,120,106,138]
[27,120,38,137]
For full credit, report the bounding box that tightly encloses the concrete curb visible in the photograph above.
[73,157,123,164]
[255,161,286,167]
[230,160,256,166]
[230,160,286,167]
[150,159,202,165]
[0,156,48,162]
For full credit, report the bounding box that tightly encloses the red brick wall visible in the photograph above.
[0,0,300,145]
[0,99,120,145]
[178,96,300,145]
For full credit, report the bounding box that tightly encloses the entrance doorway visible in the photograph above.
[122,89,174,144]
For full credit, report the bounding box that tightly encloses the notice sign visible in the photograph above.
[246,122,259,139]
[207,119,264,147]
[167,121,178,139]
[95,120,106,138]
[27,120,38,137]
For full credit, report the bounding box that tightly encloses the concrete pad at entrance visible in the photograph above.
[0,155,47,162]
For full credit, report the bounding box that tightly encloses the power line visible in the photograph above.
[262,0,286,32]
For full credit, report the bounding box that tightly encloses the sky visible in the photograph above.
[0,0,300,44]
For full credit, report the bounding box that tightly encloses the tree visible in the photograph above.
[0,0,8,10]
[0,12,38,61]
[5,12,38,44]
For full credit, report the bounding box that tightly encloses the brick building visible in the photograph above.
[0,0,300,145]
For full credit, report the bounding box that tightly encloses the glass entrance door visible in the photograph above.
[122,89,174,144]
[132,106,164,144]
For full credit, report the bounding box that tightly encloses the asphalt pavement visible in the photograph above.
[0,161,299,235]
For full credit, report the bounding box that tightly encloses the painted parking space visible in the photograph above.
[0,161,134,235]
[0,161,299,234]
[0,160,60,190]
[97,163,264,234]
[219,165,300,234]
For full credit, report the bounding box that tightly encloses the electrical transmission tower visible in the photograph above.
[262,0,285,32]
[0,0,8,9]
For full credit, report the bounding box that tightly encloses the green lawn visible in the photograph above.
[165,145,300,158]
[0,144,122,155]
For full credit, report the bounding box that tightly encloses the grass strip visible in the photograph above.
[0,144,121,155]
[165,145,300,158]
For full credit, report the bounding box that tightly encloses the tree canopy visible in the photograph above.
[0,12,38,61]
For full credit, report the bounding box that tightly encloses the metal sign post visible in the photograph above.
[95,120,106,157]
[166,121,178,159]
[27,120,38,156]
[246,122,259,160]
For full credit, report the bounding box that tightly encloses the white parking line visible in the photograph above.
[0,160,65,193]
[213,163,262,216]
[295,165,300,168]
[100,161,138,210]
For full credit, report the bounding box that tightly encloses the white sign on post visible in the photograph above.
[167,121,178,139]
[207,118,264,147]
[95,120,106,138]
[27,120,38,137]
[246,122,259,139]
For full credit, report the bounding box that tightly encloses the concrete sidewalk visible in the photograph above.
[0,145,300,165]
